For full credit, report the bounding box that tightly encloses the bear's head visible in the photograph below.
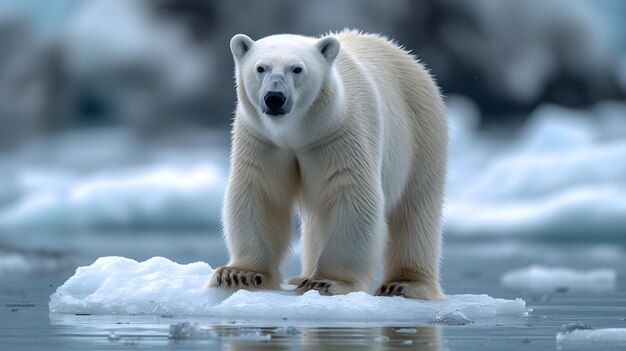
[230,34,340,120]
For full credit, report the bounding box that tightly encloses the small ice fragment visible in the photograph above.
[123,338,140,346]
[224,328,271,341]
[108,331,121,342]
[561,322,594,333]
[428,311,473,325]
[273,326,300,336]
[557,328,626,346]
[402,340,413,345]
[168,322,214,340]
[375,335,390,342]
[501,265,616,291]
[395,328,417,334]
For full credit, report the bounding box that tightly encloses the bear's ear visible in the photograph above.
[230,34,255,60]
[316,36,340,63]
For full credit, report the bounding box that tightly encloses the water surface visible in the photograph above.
[1,233,625,350]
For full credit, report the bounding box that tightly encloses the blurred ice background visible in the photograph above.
[0,0,625,269]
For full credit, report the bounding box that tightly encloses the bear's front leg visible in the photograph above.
[297,165,386,296]
[207,125,298,291]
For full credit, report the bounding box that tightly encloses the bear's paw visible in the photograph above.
[296,278,360,296]
[207,266,277,290]
[375,281,444,300]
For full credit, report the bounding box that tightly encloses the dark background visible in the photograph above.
[1,0,624,144]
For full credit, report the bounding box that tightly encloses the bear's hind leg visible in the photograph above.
[377,183,445,300]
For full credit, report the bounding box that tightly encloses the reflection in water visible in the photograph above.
[50,314,442,350]
[218,325,441,351]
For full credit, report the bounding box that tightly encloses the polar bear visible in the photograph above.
[208,30,447,300]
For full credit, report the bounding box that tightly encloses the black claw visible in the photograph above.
[225,276,231,287]
[316,282,327,288]
[216,274,222,286]
[298,279,309,288]
[308,281,316,288]
[389,285,396,293]
[380,285,387,294]
[254,275,262,286]
[233,275,239,285]
[325,284,332,291]
[241,275,248,286]
[397,286,406,294]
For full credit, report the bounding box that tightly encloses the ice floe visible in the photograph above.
[557,328,626,347]
[0,128,228,231]
[0,246,78,276]
[49,256,526,322]
[501,265,616,291]
[0,164,226,230]
[445,97,626,241]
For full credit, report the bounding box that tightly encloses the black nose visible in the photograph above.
[264,91,286,110]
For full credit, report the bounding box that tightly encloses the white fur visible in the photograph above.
[209,30,448,300]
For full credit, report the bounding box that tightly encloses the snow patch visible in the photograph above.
[49,256,526,322]
[0,128,228,231]
[394,328,417,334]
[501,265,616,291]
[557,328,626,347]
[428,310,473,325]
[0,165,226,230]
[445,97,626,240]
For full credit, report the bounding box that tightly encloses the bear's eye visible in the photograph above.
[256,67,265,73]
[293,67,302,74]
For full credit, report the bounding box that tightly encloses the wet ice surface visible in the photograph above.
[501,265,617,291]
[49,256,525,322]
[2,237,625,351]
[557,328,626,347]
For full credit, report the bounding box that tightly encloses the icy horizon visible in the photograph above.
[1,97,625,241]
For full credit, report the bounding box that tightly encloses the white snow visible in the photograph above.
[445,97,626,240]
[501,265,616,291]
[0,164,226,230]
[557,329,626,346]
[428,310,473,325]
[49,256,526,322]
[394,328,418,334]
[0,128,228,231]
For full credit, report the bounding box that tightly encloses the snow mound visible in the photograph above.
[0,128,228,232]
[49,256,526,322]
[445,98,626,241]
[557,329,626,347]
[0,164,226,230]
[501,265,616,291]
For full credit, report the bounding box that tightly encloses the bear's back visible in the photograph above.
[334,30,441,117]
[333,30,447,210]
